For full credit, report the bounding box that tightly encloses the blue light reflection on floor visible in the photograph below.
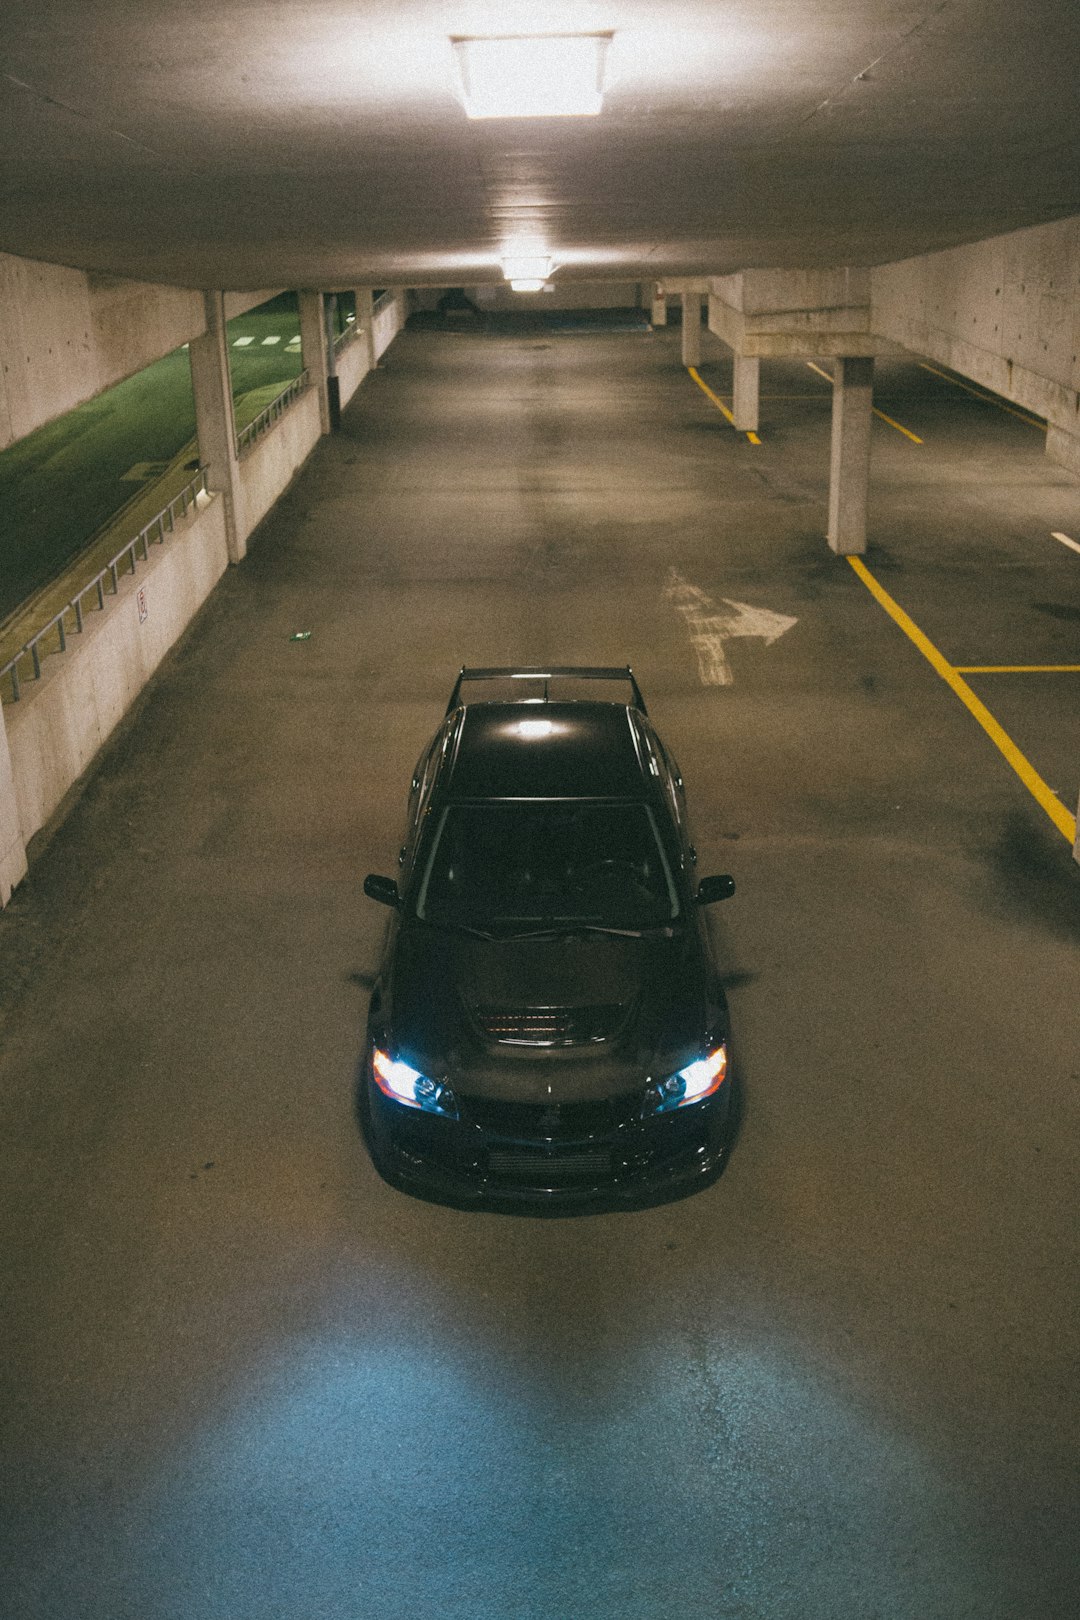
[35,1329,999,1620]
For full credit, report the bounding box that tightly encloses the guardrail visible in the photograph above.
[0,469,209,705]
[333,319,360,353]
[236,370,310,456]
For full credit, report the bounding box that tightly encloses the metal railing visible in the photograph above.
[235,370,310,456]
[333,319,360,354]
[0,469,209,705]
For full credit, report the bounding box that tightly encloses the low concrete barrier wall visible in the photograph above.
[237,384,323,540]
[373,296,402,360]
[336,332,370,409]
[3,493,229,858]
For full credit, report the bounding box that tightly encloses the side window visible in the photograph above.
[402,721,453,873]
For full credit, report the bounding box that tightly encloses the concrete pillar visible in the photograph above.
[827,357,874,556]
[651,284,667,326]
[299,291,332,435]
[0,704,28,907]
[189,291,244,565]
[680,293,702,367]
[323,293,341,431]
[357,288,377,370]
[732,354,760,432]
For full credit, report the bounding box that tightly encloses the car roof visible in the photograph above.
[447,701,648,800]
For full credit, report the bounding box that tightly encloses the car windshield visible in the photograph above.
[415,800,680,932]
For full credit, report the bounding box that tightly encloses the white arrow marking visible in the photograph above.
[664,567,798,686]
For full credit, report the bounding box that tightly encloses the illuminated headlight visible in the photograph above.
[643,1045,728,1115]
[372,1048,459,1119]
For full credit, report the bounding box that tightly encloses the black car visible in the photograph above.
[361,666,737,1206]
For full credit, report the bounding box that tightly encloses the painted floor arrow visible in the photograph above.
[664,567,798,686]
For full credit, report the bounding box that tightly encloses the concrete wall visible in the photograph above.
[0,705,26,904]
[0,253,206,449]
[870,216,1080,475]
[3,493,229,854]
[236,385,324,540]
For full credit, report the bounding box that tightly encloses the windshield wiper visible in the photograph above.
[492,922,674,941]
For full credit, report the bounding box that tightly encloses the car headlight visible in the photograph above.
[371,1048,459,1119]
[642,1044,728,1115]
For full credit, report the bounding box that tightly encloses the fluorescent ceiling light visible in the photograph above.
[452,33,612,119]
[502,254,552,282]
[510,279,547,292]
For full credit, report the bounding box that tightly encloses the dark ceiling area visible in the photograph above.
[1,0,1079,289]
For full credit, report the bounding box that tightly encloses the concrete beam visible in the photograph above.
[708,267,903,359]
[827,358,874,556]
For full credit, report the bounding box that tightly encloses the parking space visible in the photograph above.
[688,347,1080,842]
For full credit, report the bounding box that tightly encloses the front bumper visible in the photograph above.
[363,1077,732,1208]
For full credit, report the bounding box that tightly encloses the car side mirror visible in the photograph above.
[363,874,400,907]
[696,874,735,905]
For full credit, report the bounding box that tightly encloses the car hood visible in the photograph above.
[381,922,723,1104]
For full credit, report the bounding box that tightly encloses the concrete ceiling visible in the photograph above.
[1,0,1078,291]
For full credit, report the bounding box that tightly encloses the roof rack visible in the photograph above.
[446,665,647,715]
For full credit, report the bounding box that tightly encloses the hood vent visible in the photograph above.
[475,1004,624,1048]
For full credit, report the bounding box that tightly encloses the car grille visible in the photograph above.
[487,1147,613,1181]
[464,1096,622,1140]
[475,1003,623,1047]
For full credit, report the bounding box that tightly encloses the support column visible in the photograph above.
[0,704,28,907]
[189,291,244,565]
[650,284,667,326]
[680,292,702,367]
[299,290,332,435]
[827,357,874,556]
[357,287,377,371]
[323,293,341,431]
[732,354,760,433]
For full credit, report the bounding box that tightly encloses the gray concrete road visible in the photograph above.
[1,326,1078,1620]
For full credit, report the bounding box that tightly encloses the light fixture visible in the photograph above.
[510,279,547,293]
[502,253,552,283]
[452,33,612,119]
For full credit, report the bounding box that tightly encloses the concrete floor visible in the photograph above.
[1,326,1078,1619]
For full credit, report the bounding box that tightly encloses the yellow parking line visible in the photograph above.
[955,664,1080,674]
[687,367,761,443]
[918,362,1046,431]
[872,409,923,445]
[687,366,735,422]
[804,363,922,442]
[847,557,1077,844]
